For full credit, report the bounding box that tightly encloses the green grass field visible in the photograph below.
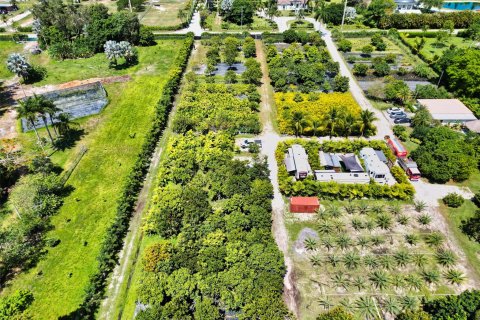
[138,0,187,27]
[0,41,24,79]
[1,40,181,319]
[205,13,276,31]
[402,35,471,60]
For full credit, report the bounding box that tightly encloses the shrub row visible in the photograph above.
[379,12,480,29]
[401,31,464,39]
[398,33,434,63]
[153,34,189,40]
[72,33,194,318]
[340,30,388,38]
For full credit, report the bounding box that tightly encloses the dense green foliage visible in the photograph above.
[0,290,34,319]
[317,306,354,320]
[422,290,480,320]
[379,12,480,29]
[66,35,194,318]
[173,82,260,134]
[411,126,477,183]
[33,0,142,59]
[277,139,415,200]
[221,0,254,25]
[267,42,338,92]
[414,84,451,99]
[442,193,465,208]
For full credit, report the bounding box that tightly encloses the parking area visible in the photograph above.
[383,107,414,126]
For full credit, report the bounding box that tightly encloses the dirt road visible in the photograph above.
[256,39,299,317]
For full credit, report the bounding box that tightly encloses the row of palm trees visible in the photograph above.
[17,95,74,146]
[290,108,378,138]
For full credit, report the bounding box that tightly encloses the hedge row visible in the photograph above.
[378,12,480,29]
[71,33,194,318]
[276,139,415,200]
[153,34,189,40]
[398,33,434,63]
[340,30,388,38]
[144,0,198,31]
[201,31,251,39]
[401,31,466,39]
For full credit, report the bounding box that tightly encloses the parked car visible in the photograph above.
[394,117,411,124]
[387,107,402,114]
[240,139,262,150]
[390,112,408,119]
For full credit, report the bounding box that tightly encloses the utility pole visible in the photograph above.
[340,0,347,30]
[128,0,132,12]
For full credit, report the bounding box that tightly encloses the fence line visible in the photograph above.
[60,145,87,185]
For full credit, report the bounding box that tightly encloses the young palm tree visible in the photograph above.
[343,251,361,270]
[401,296,419,311]
[351,276,367,291]
[389,203,402,216]
[413,253,429,268]
[404,274,424,291]
[394,250,412,267]
[391,274,406,290]
[358,109,378,137]
[397,214,410,226]
[291,111,307,137]
[325,203,342,218]
[34,95,56,143]
[414,200,427,213]
[382,296,401,317]
[355,296,377,319]
[351,217,364,231]
[332,218,346,232]
[321,237,335,251]
[304,237,318,251]
[369,270,390,290]
[376,213,393,230]
[343,202,356,215]
[357,236,371,249]
[327,253,342,267]
[417,213,432,226]
[379,255,396,270]
[357,202,369,215]
[323,107,342,139]
[436,249,457,267]
[365,219,376,231]
[371,203,385,215]
[421,269,441,285]
[370,235,385,247]
[405,234,420,246]
[310,255,323,267]
[311,119,321,137]
[342,114,357,138]
[363,255,379,269]
[54,113,76,136]
[339,298,355,313]
[317,220,334,234]
[444,269,466,285]
[332,273,350,289]
[336,234,353,251]
[43,101,61,136]
[424,232,445,248]
[318,297,334,310]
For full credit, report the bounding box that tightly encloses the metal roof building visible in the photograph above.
[340,154,364,172]
[285,144,312,180]
[319,151,342,171]
[418,99,477,124]
[314,170,370,184]
[360,148,394,185]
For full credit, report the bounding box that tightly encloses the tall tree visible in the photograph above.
[358,109,378,137]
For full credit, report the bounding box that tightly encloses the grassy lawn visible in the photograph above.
[402,35,471,61]
[206,13,276,31]
[0,41,24,79]
[138,0,187,27]
[350,37,403,54]
[1,40,181,319]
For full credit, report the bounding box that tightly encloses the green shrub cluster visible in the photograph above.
[442,193,465,208]
[379,12,480,29]
[276,139,414,200]
[71,34,194,318]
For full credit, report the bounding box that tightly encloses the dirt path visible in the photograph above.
[98,44,199,320]
[256,39,299,317]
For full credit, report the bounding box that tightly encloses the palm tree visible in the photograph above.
[327,253,342,267]
[394,250,412,268]
[389,203,402,216]
[358,110,378,137]
[404,274,424,291]
[424,232,445,247]
[351,276,367,290]
[379,255,396,270]
[355,296,377,319]
[401,296,419,311]
[436,249,457,267]
[43,101,61,136]
[414,200,427,212]
[17,97,42,145]
[323,107,342,139]
[363,255,379,269]
[310,255,322,267]
[357,202,369,215]
[311,119,321,137]
[405,234,420,246]
[321,237,335,251]
[376,213,393,230]
[417,213,432,226]
[412,253,429,268]
[54,113,75,136]
[343,251,361,270]
[304,237,318,251]
[291,111,307,137]
[342,114,356,138]
[444,269,465,285]
[382,296,401,317]
[369,270,390,290]
[31,95,56,143]
[397,214,410,226]
[343,202,356,215]
[421,269,441,285]
[332,273,350,289]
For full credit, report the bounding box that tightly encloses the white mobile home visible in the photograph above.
[285,144,312,180]
[314,170,370,184]
[360,148,394,185]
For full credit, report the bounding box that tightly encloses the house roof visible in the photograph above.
[374,150,388,163]
[465,120,480,133]
[340,154,364,172]
[290,197,319,206]
[418,99,477,121]
[319,151,341,168]
[360,148,389,175]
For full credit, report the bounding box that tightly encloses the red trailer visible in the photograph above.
[398,158,421,181]
[387,137,408,158]
[290,197,320,213]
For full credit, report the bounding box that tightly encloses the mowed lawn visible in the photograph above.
[2,40,182,318]
[0,41,24,79]
[139,0,187,26]
[402,35,471,60]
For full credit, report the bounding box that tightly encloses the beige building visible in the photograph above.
[417,99,477,124]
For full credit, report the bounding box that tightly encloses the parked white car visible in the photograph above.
[387,107,403,114]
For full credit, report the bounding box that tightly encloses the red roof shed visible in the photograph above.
[290,197,320,213]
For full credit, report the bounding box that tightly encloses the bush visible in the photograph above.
[443,193,465,208]
[474,192,480,207]
[139,26,155,46]
[333,75,349,92]
[372,58,390,76]
[353,63,368,76]
[243,36,256,58]
[338,39,352,52]
[393,125,408,141]
[283,29,299,43]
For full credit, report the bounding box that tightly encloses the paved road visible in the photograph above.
[0,10,31,30]
[174,11,203,36]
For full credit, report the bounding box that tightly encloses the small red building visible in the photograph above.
[290,197,320,213]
